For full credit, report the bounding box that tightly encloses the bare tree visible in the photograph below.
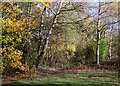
[36,1,63,68]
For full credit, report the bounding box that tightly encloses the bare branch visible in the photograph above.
[57,15,91,25]
[101,2,113,7]
[49,7,56,15]
[99,10,108,16]
[101,20,120,31]
[60,8,75,12]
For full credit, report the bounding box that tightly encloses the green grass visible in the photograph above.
[2,71,119,86]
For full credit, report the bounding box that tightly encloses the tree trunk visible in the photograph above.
[109,25,113,60]
[96,29,100,64]
[35,17,55,68]
[96,0,101,65]
[27,2,32,80]
[118,2,120,83]
[36,2,62,68]
[37,7,46,58]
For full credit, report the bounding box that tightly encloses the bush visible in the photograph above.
[84,44,96,64]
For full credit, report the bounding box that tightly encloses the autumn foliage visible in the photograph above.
[2,2,30,73]
[1,1,51,74]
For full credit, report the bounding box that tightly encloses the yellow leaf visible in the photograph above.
[44,2,50,8]
[13,6,17,10]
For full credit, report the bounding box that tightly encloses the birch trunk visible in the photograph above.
[27,2,32,80]
[109,25,113,60]
[36,2,62,68]
[96,0,101,65]
[36,7,46,59]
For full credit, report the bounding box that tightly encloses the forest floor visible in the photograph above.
[1,64,119,85]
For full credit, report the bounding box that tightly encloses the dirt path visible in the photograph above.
[1,68,64,85]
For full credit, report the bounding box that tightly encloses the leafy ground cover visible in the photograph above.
[2,63,118,83]
[2,65,119,86]
[2,71,119,86]
[2,67,57,82]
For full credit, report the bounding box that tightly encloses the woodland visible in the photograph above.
[1,1,120,85]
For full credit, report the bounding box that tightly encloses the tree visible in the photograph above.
[96,0,101,64]
[84,1,119,65]
[2,2,30,74]
[35,1,63,68]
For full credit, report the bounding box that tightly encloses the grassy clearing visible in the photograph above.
[2,70,119,86]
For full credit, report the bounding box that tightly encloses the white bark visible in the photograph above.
[96,0,101,65]
[36,2,63,67]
